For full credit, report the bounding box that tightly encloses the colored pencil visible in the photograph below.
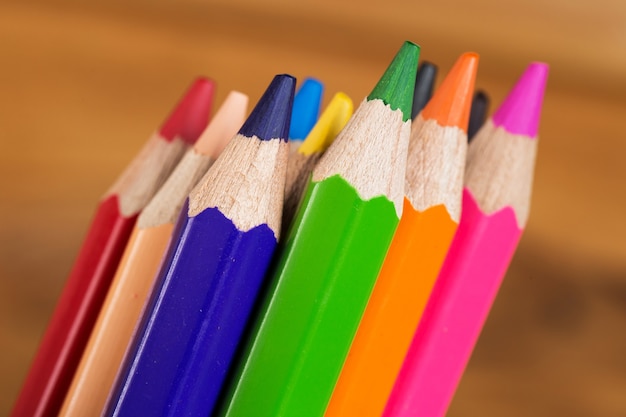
[282,92,353,230]
[411,61,438,119]
[468,90,490,141]
[289,77,324,140]
[325,52,478,417]
[11,78,214,417]
[105,74,295,417]
[218,41,419,417]
[58,91,248,417]
[383,62,549,417]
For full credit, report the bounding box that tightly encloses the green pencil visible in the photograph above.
[218,41,419,417]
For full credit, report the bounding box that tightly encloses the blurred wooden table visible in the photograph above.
[1,0,625,415]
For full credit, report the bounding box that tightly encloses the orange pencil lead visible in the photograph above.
[420,52,479,131]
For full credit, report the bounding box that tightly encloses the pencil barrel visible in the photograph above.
[383,190,522,417]
[220,175,399,417]
[325,202,458,417]
[11,196,136,417]
[107,204,278,417]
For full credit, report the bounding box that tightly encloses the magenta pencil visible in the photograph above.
[383,62,549,417]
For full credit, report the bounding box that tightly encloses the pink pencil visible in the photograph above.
[383,62,549,417]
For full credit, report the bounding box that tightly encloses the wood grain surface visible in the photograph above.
[1,0,625,415]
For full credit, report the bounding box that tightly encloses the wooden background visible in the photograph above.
[1,0,625,415]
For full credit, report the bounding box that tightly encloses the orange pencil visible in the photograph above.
[324,53,478,417]
[58,92,248,417]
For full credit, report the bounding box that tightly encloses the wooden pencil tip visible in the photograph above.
[421,52,479,132]
[238,74,296,141]
[492,62,549,137]
[367,41,420,122]
[159,77,216,144]
[194,91,249,158]
[289,77,324,140]
[468,90,490,142]
[411,61,438,120]
[298,92,354,156]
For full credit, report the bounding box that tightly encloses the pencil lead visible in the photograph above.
[411,61,438,119]
[239,74,296,141]
[194,91,249,158]
[368,41,420,122]
[468,90,490,141]
[289,77,324,140]
[298,92,353,156]
[492,62,549,137]
[421,52,479,132]
[159,77,216,144]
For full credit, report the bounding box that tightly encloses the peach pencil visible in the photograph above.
[59,91,247,417]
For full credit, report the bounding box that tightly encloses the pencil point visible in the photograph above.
[298,92,353,156]
[239,74,296,141]
[411,62,438,119]
[194,91,249,157]
[421,52,479,132]
[159,77,216,144]
[368,41,420,122]
[289,78,324,140]
[492,62,549,137]
[468,90,490,141]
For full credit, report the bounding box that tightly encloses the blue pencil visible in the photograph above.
[105,74,295,417]
[289,77,323,140]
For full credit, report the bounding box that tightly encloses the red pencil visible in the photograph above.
[10,78,214,417]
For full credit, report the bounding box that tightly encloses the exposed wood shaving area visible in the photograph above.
[313,99,410,218]
[188,135,288,237]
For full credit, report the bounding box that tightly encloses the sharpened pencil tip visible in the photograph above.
[289,78,324,140]
[298,92,353,156]
[492,62,549,137]
[411,62,438,119]
[368,41,420,122]
[194,91,249,157]
[239,74,296,141]
[421,52,479,132]
[468,90,490,142]
[159,77,216,144]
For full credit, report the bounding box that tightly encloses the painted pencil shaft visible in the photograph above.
[59,155,207,417]
[12,198,135,417]
[325,52,478,417]
[59,224,172,416]
[108,205,280,417]
[218,41,418,417]
[106,75,294,417]
[223,176,401,417]
[383,63,548,417]
[386,191,522,417]
[59,92,247,417]
[325,203,456,417]
[10,78,214,417]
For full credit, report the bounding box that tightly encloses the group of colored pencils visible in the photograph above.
[12,40,548,417]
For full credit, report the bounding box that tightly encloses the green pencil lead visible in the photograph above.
[367,41,420,122]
